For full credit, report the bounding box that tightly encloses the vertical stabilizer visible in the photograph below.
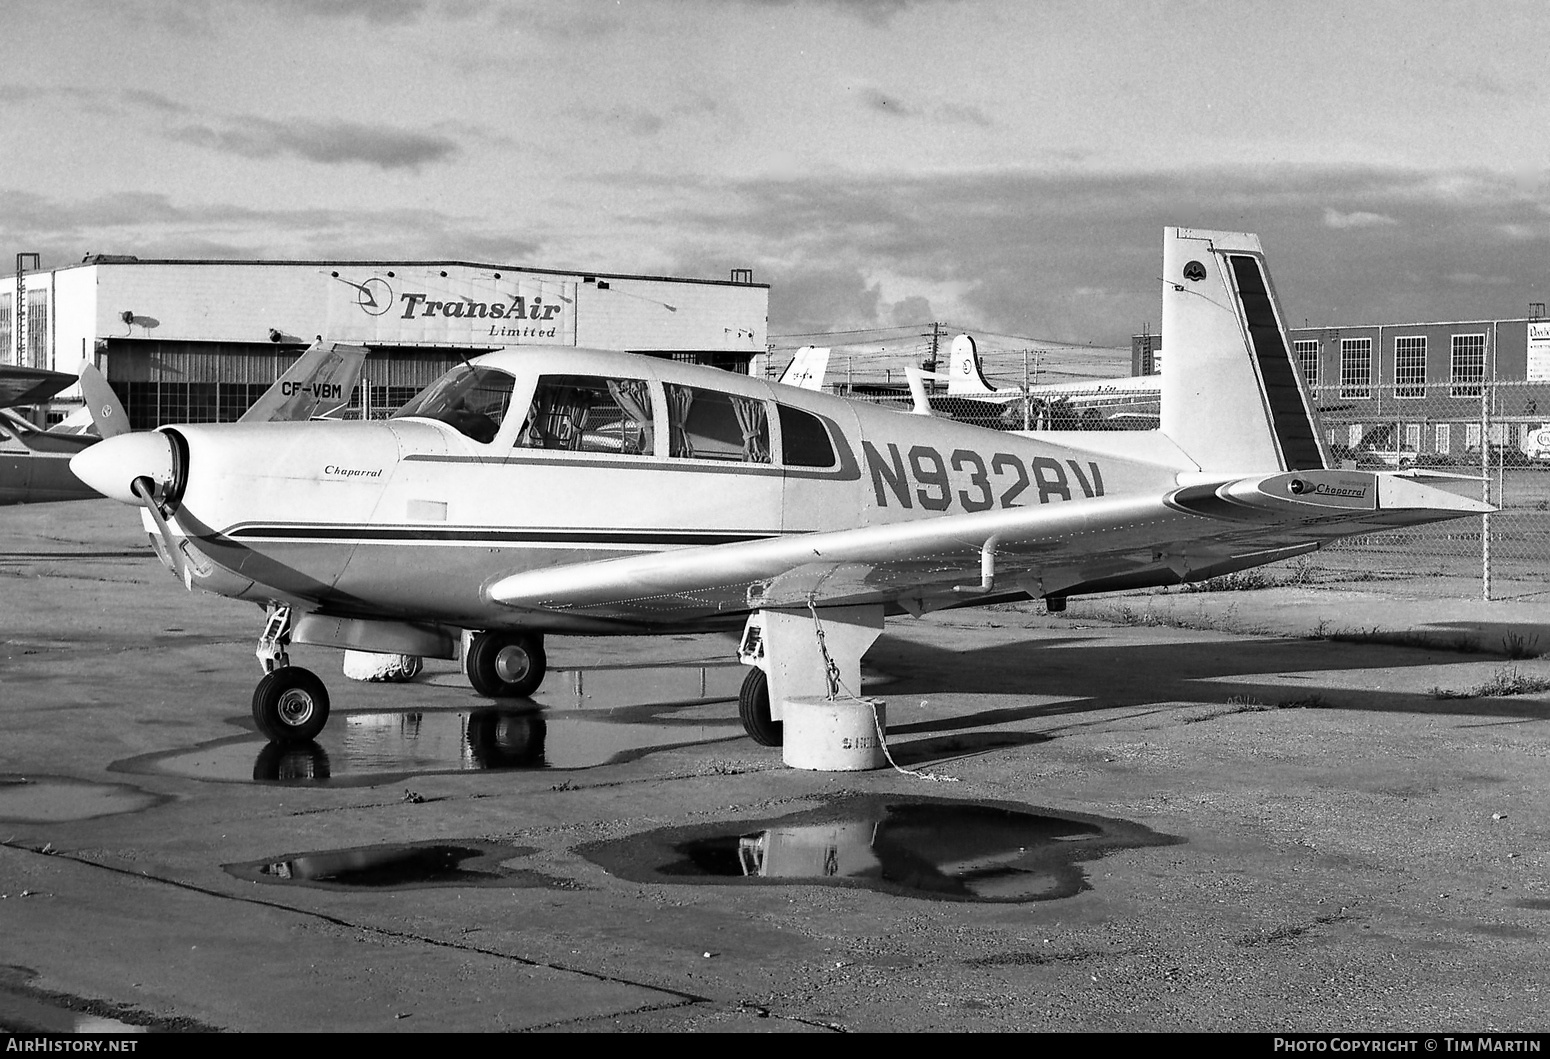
[778,346,831,390]
[947,334,1007,396]
[1159,228,1326,473]
[240,342,368,423]
[76,363,131,439]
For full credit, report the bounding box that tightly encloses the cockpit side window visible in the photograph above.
[514,375,654,455]
[392,365,516,444]
[776,404,836,467]
[663,384,770,463]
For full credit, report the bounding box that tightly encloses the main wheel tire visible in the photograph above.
[465,631,546,698]
[252,667,330,744]
[738,667,782,747]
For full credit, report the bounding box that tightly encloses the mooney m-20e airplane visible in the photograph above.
[71,228,1490,747]
[0,342,368,506]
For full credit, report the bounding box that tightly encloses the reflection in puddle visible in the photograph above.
[223,839,571,892]
[581,795,1181,902]
[0,775,165,823]
[0,987,152,1034]
[118,662,750,785]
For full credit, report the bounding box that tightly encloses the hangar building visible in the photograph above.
[0,254,768,428]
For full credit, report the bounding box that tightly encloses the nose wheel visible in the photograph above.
[465,630,546,698]
[252,666,330,744]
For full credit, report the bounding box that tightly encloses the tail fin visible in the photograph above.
[778,346,831,390]
[240,341,368,423]
[77,363,132,439]
[946,334,1008,396]
[1159,227,1327,473]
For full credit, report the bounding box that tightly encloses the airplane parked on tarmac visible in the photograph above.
[777,346,831,390]
[0,341,368,506]
[913,333,1161,430]
[71,228,1490,748]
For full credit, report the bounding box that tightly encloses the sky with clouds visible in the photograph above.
[2,0,1546,358]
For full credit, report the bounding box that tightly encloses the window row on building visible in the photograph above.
[1295,334,1488,400]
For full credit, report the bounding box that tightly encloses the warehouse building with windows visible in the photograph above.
[0,254,768,428]
[1134,315,1550,463]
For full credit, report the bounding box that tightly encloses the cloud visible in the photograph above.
[0,190,541,269]
[738,0,950,27]
[1323,207,1399,229]
[860,88,916,118]
[245,0,438,25]
[170,117,459,171]
[856,86,990,126]
[642,164,1550,344]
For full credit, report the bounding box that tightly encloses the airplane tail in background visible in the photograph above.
[946,334,1006,396]
[76,363,131,439]
[778,346,831,391]
[1158,227,1328,474]
[239,341,369,423]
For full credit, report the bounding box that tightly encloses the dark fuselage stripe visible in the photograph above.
[223,525,780,546]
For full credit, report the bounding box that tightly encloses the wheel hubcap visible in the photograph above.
[276,688,315,727]
[493,645,531,684]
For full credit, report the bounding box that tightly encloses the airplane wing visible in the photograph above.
[239,342,369,423]
[0,366,75,410]
[486,470,1489,622]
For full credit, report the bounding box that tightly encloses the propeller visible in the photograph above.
[131,474,189,584]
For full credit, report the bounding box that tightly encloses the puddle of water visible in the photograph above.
[579,795,1182,903]
[118,662,753,785]
[0,986,151,1033]
[223,839,572,892]
[0,776,165,823]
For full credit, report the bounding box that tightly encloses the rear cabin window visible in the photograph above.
[664,384,770,463]
[777,404,836,467]
[514,375,654,455]
[392,365,515,444]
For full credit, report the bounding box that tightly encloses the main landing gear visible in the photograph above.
[464,630,547,698]
[736,604,884,748]
[251,604,330,744]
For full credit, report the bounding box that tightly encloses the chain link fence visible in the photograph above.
[833,378,1546,600]
[1309,379,1548,601]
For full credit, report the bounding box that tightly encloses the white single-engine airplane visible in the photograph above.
[72,229,1489,747]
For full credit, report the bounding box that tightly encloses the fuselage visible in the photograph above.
[79,347,1197,633]
[0,415,98,505]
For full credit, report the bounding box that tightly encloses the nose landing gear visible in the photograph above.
[251,603,330,744]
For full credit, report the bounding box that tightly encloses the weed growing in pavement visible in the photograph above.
[1314,625,1483,655]
[1431,667,1550,700]
[1502,632,1543,660]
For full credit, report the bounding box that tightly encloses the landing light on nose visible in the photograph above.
[70,431,176,504]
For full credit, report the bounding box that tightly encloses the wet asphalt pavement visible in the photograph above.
[3,500,1550,1032]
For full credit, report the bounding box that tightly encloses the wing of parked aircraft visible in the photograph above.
[0,366,77,410]
[70,227,1490,750]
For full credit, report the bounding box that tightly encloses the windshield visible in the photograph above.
[392,365,516,444]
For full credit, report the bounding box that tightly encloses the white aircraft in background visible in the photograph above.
[903,333,1160,430]
[777,346,830,390]
[72,228,1489,748]
[0,342,367,506]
